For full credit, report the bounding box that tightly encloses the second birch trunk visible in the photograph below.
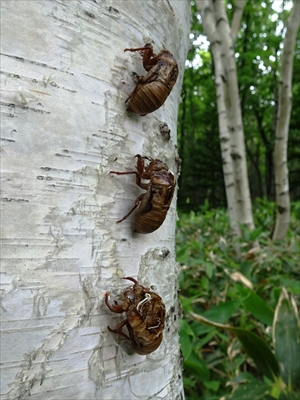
[197,0,254,238]
[272,0,300,240]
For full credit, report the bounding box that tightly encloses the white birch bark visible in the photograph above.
[197,0,254,237]
[214,0,254,231]
[231,0,247,46]
[196,1,240,238]
[0,1,189,399]
[272,0,300,240]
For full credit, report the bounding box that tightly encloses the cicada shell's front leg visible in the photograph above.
[107,319,132,341]
[124,43,157,70]
[105,292,124,313]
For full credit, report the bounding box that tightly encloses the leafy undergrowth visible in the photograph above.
[177,200,300,400]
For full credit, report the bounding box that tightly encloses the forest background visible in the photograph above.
[176,1,300,399]
[178,1,299,212]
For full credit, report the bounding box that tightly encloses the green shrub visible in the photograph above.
[177,201,300,400]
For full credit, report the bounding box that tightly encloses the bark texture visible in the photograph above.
[196,1,239,238]
[0,1,189,398]
[272,0,300,240]
[196,0,254,237]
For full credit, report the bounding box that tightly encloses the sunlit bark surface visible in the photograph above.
[0,1,189,398]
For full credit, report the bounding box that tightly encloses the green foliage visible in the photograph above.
[237,0,300,201]
[178,0,300,212]
[178,3,224,212]
[177,201,300,400]
[273,289,300,390]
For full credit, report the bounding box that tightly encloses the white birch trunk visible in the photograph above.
[230,0,247,46]
[272,0,300,240]
[197,0,254,237]
[196,1,240,238]
[0,1,189,399]
[215,0,254,231]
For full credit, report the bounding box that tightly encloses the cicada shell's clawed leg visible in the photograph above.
[116,194,145,224]
[105,293,124,313]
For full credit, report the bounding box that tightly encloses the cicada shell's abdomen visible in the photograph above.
[134,170,175,233]
[130,292,166,355]
[127,81,170,115]
[124,45,178,116]
[110,156,175,233]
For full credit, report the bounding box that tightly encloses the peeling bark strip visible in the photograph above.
[0,1,189,399]
[197,0,255,238]
[272,0,300,240]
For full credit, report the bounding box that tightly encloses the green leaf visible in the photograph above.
[226,382,271,399]
[179,319,194,359]
[229,371,257,383]
[180,294,199,312]
[179,329,192,360]
[273,288,300,390]
[279,392,300,400]
[203,380,220,391]
[280,279,300,296]
[190,321,215,336]
[183,350,210,381]
[179,318,195,337]
[249,227,264,241]
[238,286,274,326]
[205,262,214,279]
[234,329,280,381]
[200,275,209,289]
[197,331,216,348]
[190,313,280,381]
[203,300,242,323]
[219,237,227,252]
[176,246,189,262]
[182,376,195,389]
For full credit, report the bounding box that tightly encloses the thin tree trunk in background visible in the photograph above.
[231,0,247,45]
[0,1,190,398]
[197,1,240,237]
[214,0,254,231]
[254,108,273,199]
[197,0,255,238]
[272,0,300,240]
[245,141,264,199]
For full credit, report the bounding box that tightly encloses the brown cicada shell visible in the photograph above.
[124,43,178,116]
[105,277,166,355]
[110,154,175,234]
